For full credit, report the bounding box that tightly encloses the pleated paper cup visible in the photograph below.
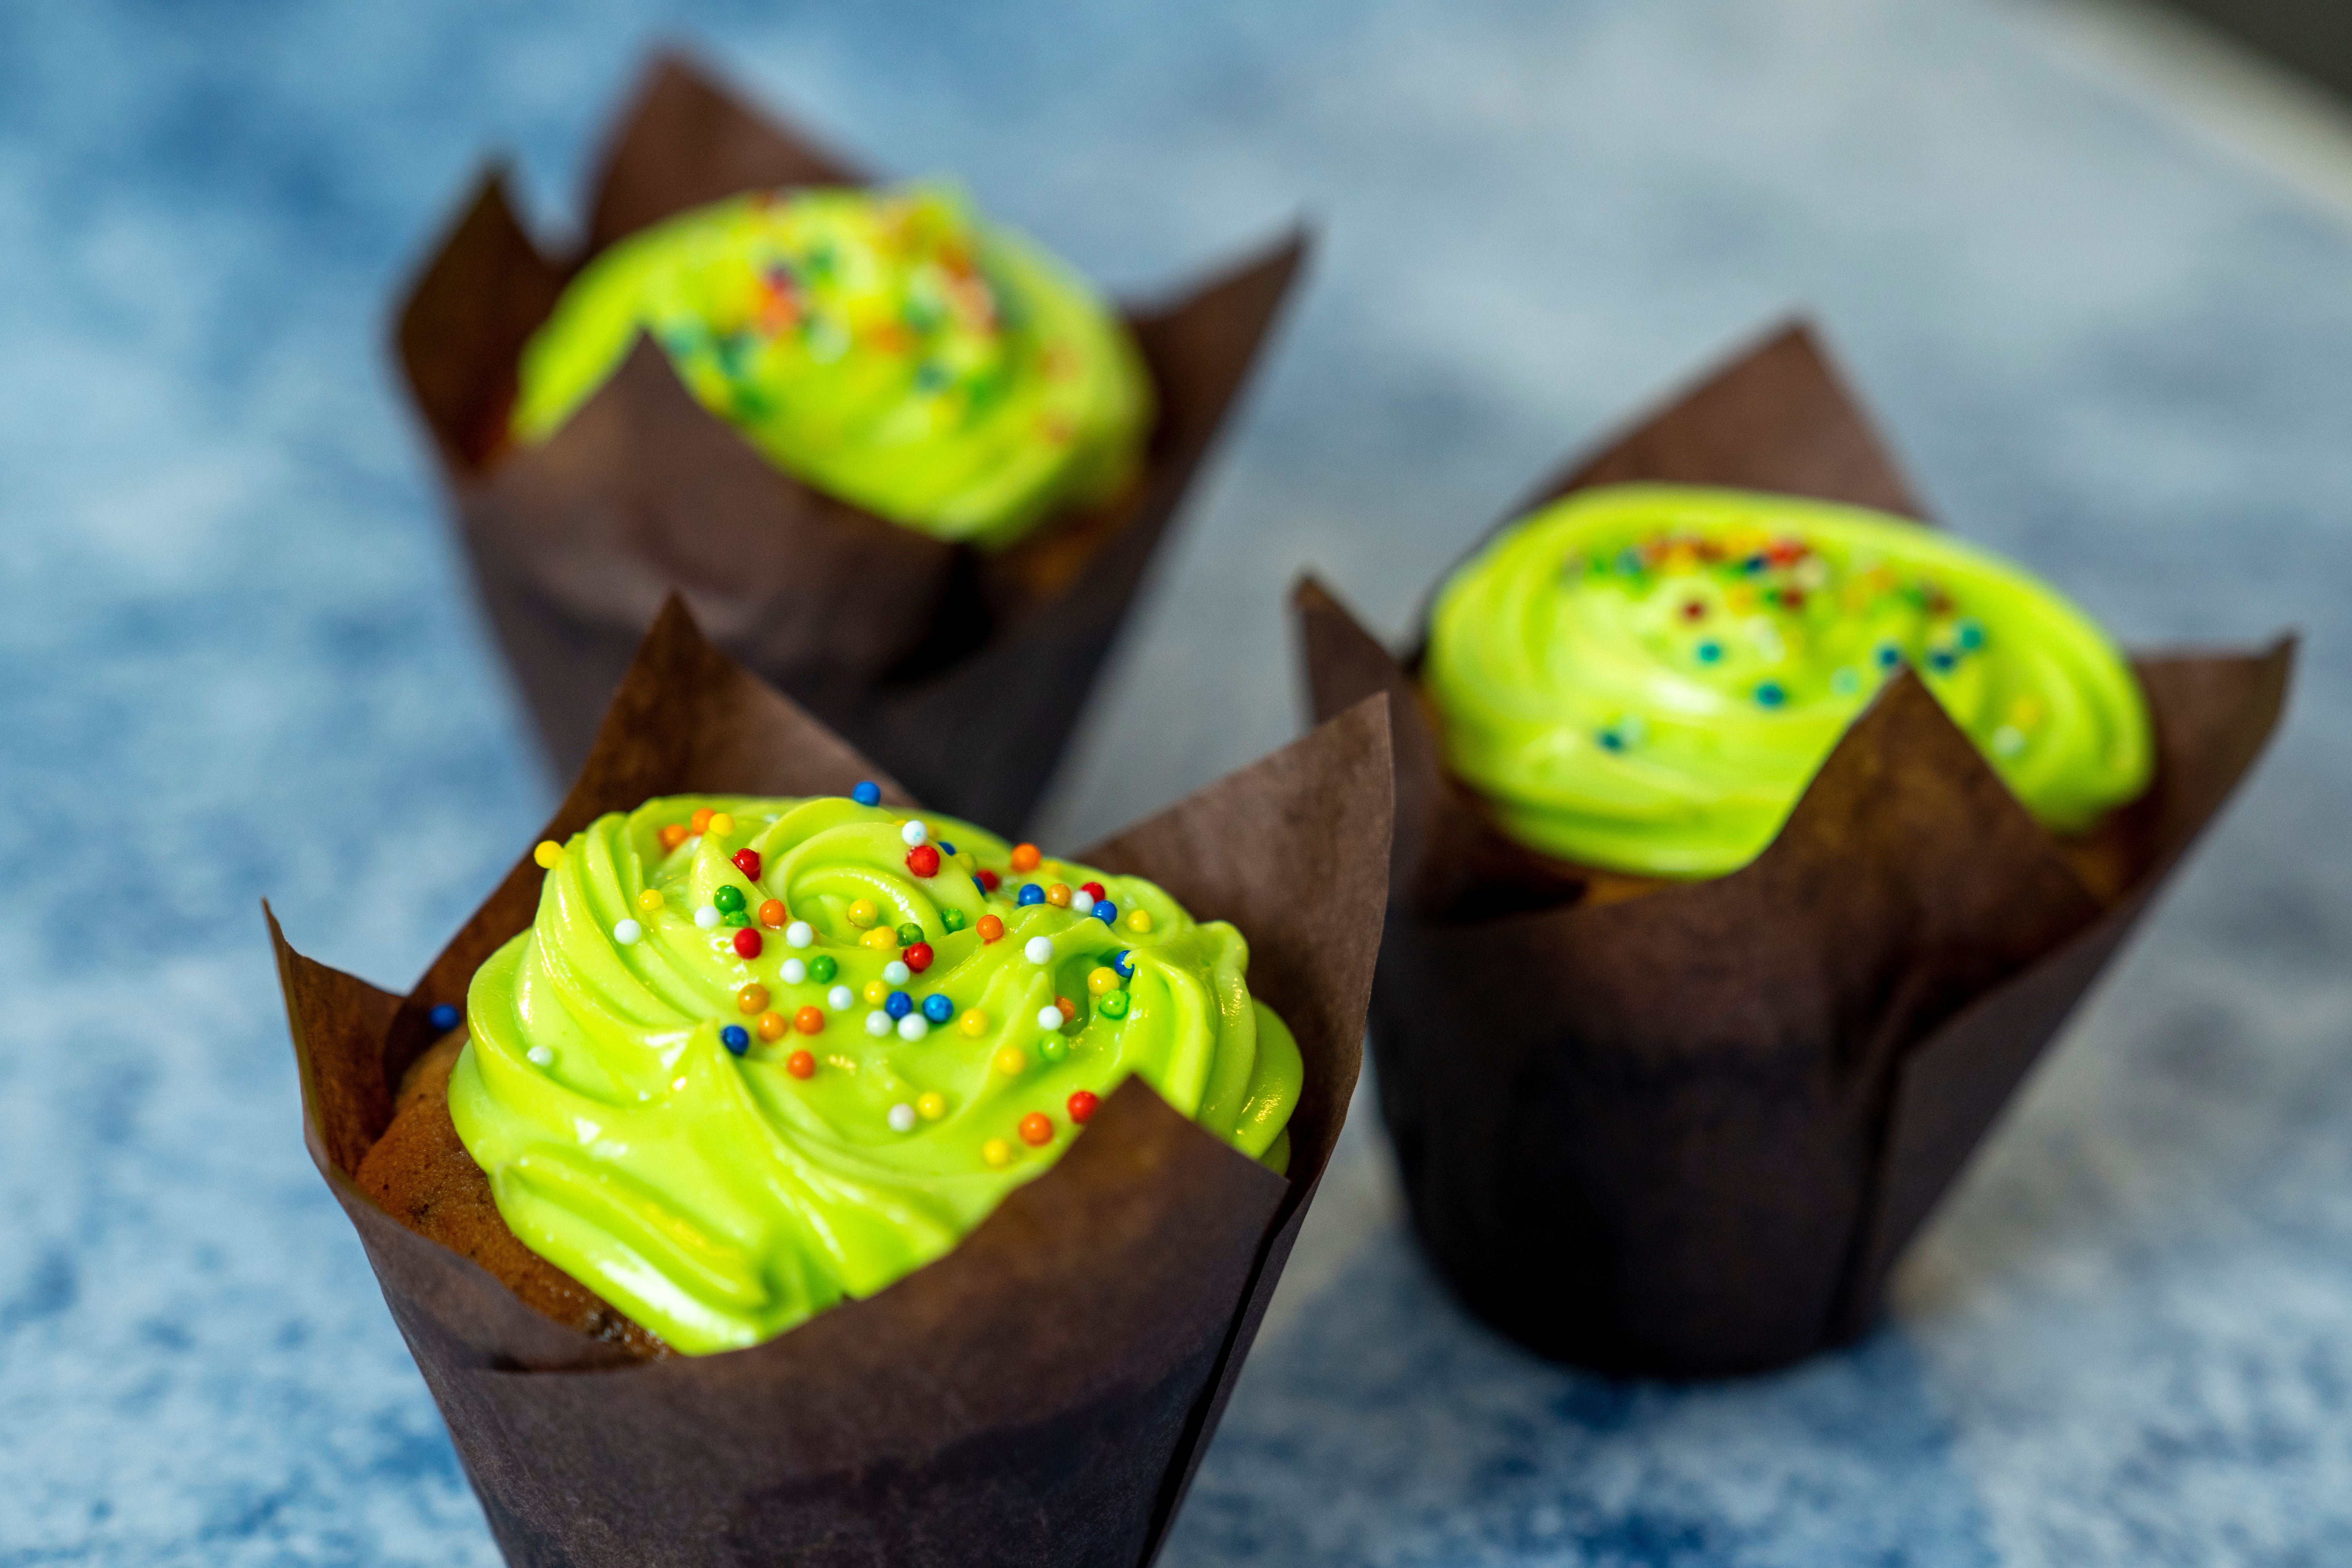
[397,51,1308,833]
[1298,321,2292,1377]
[273,598,1391,1564]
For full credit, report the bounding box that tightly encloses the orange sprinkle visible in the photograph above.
[785,1049,816,1079]
[737,984,770,1015]
[757,898,787,929]
[1054,996,1077,1022]
[976,914,1005,943]
[690,807,715,835]
[1009,844,1041,873]
[1019,1112,1054,1147]
[794,1007,824,1036]
[658,823,689,852]
[1045,883,1072,908]
[756,1011,788,1042]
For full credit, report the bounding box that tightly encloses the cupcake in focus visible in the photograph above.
[510,183,1154,550]
[366,788,1299,1356]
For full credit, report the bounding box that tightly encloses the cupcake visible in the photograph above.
[275,599,1392,1560]
[397,53,1306,831]
[1298,321,2291,1376]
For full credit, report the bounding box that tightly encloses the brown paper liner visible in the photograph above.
[1298,319,2294,1378]
[396,51,1309,834]
[271,597,1392,1564]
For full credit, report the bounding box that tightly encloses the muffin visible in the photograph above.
[1298,321,2291,1376]
[397,52,1306,830]
[276,598,1393,1562]
[362,789,1301,1356]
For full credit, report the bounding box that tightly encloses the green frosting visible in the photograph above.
[508,183,1154,550]
[1424,485,2153,877]
[450,794,1299,1355]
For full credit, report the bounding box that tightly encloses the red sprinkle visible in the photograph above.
[1681,599,1707,622]
[732,928,763,959]
[1066,1090,1100,1125]
[1080,881,1107,902]
[904,941,935,973]
[906,845,941,878]
[976,868,1001,892]
[732,848,762,880]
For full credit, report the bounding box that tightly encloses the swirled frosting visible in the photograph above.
[509,183,1154,550]
[1424,485,2153,877]
[449,793,1299,1354]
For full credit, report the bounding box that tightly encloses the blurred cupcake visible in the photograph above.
[1298,321,2291,1376]
[397,53,1305,832]
[274,599,1391,1561]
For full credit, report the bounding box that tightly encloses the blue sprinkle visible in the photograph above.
[427,1004,460,1032]
[1744,553,1769,575]
[1016,884,1045,907]
[936,840,956,857]
[851,781,882,806]
[1597,730,1625,753]
[1875,642,1902,670]
[973,875,990,898]
[1111,949,1134,978]
[1093,901,1118,926]
[1927,648,1958,674]
[1956,620,1986,650]
[884,991,914,1020]
[922,994,954,1024]
[719,1025,750,1056]
[1754,681,1787,708]
[1695,641,1723,665]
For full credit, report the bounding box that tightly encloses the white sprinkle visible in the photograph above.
[1036,1005,1065,1031]
[694,905,720,930]
[1070,890,1096,915]
[883,960,911,985]
[780,958,808,985]
[828,984,855,1011]
[526,1045,554,1067]
[613,918,644,945]
[1992,724,2027,758]
[785,920,814,949]
[897,1014,931,1042]
[900,818,929,848]
[887,1102,918,1133]
[1025,936,1056,965]
[865,1010,893,1038]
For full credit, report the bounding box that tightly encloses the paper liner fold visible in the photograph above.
[1299,320,2292,1377]
[396,51,1308,834]
[273,597,1391,1563]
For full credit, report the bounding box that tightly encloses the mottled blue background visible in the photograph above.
[4,1,2350,1563]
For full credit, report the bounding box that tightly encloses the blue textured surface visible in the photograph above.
[4,1,2350,1563]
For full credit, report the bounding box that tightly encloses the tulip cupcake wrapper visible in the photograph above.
[271,597,1392,1565]
[1298,319,2292,1379]
[397,51,1308,835]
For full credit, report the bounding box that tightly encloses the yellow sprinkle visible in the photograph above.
[995,1046,1027,1076]
[636,889,663,912]
[916,1092,948,1121]
[532,841,563,869]
[707,812,735,837]
[2010,694,2044,727]
[848,898,879,929]
[982,1138,1014,1168]
[1124,909,1153,934]
[1045,883,1072,908]
[860,927,898,952]
[862,979,890,1005]
[1087,967,1119,997]
[958,1009,990,1038]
